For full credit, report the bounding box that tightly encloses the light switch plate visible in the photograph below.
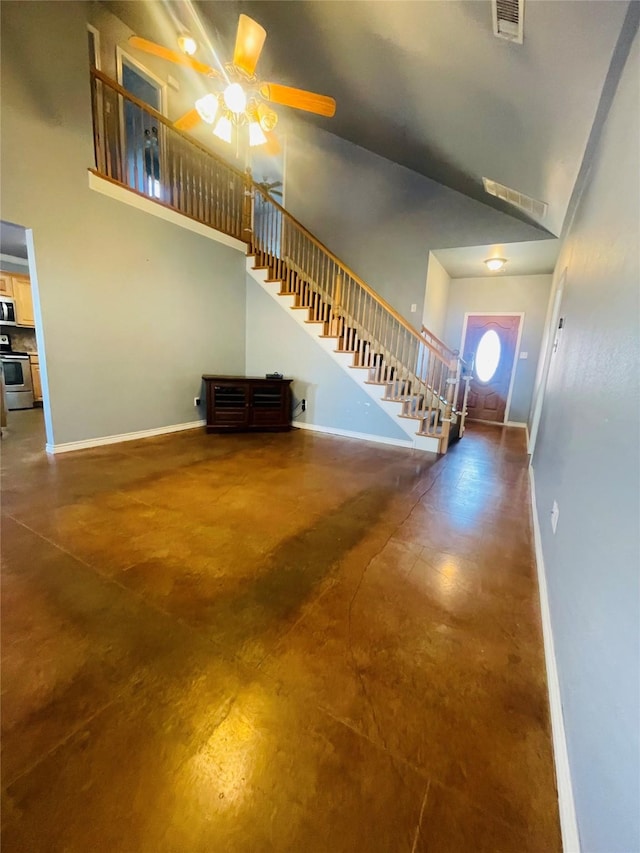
[410,304,417,313]
[551,500,559,534]
[519,351,528,359]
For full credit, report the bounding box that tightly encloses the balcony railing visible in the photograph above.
[90,67,247,240]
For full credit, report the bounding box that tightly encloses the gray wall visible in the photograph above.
[422,253,451,341]
[1,1,246,445]
[443,274,552,424]
[245,275,408,442]
[533,28,639,853]
[284,125,547,327]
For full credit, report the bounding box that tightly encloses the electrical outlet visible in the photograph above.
[550,500,559,534]
[194,397,201,407]
[301,399,306,412]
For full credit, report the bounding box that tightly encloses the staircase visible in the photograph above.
[89,67,470,453]
[247,191,469,454]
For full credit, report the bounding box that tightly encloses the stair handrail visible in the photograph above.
[420,324,459,361]
[250,183,455,370]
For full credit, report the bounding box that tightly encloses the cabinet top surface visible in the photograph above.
[202,375,292,383]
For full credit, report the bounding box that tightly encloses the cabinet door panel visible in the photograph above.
[12,277,35,327]
[0,274,14,296]
[211,384,249,428]
[31,363,43,402]
[250,383,286,426]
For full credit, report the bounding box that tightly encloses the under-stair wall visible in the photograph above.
[245,273,412,446]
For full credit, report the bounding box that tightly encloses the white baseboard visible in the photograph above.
[529,466,581,853]
[46,419,206,455]
[506,421,531,448]
[293,420,414,449]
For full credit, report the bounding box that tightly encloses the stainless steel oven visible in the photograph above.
[1,353,34,409]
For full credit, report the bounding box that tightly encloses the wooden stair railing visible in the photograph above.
[250,188,460,447]
[90,68,248,240]
[89,68,464,450]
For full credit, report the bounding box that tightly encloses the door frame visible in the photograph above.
[460,311,524,424]
[115,47,168,113]
[115,47,168,198]
[528,270,566,454]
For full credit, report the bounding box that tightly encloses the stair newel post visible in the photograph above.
[439,356,458,452]
[242,167,254,251]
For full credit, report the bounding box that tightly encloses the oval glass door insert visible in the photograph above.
[475,329,501,382]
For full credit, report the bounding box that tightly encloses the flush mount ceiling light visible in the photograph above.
[177,33,198,56]
[484,258,507,272]
[129,13,336,153]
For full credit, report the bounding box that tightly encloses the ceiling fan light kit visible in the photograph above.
[195,93,219,125]
[128,13,336,153]
[177,32,198,56]
[249,120,268,148]
[213,114,233,144]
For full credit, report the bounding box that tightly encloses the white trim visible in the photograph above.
[87,23,101,71]
[0,253,29,267]
[88,172,246,253]
[293,421,414,449]
[460,312,524,424]
[529,466,581,853]
[46,419,205,455]
[529,269,566,454]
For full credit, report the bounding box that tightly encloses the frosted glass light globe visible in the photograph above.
[223,83,247,115]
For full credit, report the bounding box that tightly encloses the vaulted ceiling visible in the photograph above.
[106,0,630,236]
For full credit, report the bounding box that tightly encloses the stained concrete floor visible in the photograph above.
[1,410,560,852]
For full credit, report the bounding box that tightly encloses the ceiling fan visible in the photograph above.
[129,14,336,152]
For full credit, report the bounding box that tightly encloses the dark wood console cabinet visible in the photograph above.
[202,375,292,433]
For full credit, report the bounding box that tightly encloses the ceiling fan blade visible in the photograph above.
[259,83,336,117]
[174,108,202,132]
[128,37,220,77]
[233,14,266,77]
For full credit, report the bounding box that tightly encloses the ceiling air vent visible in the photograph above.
[492,0,524,44]
[483,177,548,220]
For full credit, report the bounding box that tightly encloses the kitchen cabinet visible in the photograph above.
[0,274,14,297]
[12,276,35,327]
[203,375,292,433]
[29,354,42,403]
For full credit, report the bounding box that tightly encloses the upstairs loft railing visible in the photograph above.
[90,68,467,447]
[90,68,247,240]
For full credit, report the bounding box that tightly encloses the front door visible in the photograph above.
[462,314,521,423]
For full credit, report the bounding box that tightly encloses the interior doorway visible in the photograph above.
[116,48,167,198]
[0,220,47,442]
[461,313,523,423]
